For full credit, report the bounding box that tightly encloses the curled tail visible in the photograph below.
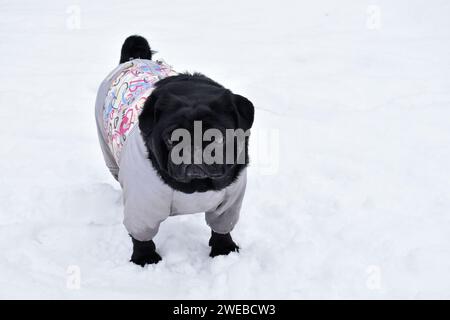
[120,35,155,64]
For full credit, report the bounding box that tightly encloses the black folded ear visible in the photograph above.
[139,91,182,137]
[232,94,255,131]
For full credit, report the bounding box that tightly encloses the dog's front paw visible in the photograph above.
[209,231,239,257]
[131,250,162,266]
[130,237,162,266]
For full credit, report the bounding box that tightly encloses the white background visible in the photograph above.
[0,0,449,299]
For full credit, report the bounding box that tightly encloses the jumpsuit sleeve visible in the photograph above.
[119,129,173,241]
[205,169,247,234]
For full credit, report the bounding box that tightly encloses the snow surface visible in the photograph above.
[1,0,450,299]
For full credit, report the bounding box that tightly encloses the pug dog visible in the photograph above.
[95,35,254,266]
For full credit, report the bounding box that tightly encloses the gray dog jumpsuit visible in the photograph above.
[95,59,247,241]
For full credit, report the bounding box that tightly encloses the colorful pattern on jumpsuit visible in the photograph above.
[103,60,177,163]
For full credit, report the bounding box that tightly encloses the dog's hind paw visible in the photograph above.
[209,231,239,257]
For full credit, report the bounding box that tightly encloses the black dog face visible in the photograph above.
[139,73,254,193]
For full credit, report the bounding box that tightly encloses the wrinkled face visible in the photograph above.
[150,93,245,183]
[162,121,237,182]
[139,77,254,192]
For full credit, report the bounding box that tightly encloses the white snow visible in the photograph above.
[1,0,450,299]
